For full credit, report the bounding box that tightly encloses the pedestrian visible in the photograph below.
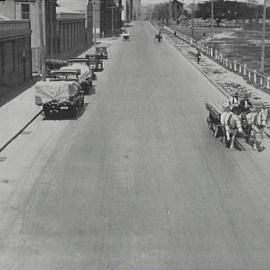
[174,31,177,37]
[196,49,201,64]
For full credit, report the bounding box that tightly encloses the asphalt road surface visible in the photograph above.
[1,21,270,269]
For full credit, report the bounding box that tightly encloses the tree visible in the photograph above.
[196,0,264,26]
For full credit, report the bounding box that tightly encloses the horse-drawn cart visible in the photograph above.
[206,100,269,151]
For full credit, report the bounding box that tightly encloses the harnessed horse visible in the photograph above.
[246,107,268,151]
[220,111,243,149]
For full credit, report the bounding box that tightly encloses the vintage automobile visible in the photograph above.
[67,58,97,80]
[34,80,84,119]
[45,59,68,76]
[48,69,93,95]
[85,54,103,72]
[96,46,108,59]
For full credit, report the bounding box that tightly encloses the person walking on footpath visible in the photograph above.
[196,49,201,64]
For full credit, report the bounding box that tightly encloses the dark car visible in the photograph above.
[96,46,108,59]
[85,54,103,72]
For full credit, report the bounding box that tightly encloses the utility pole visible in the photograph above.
[169,0,172,23]
[39,0,46,81]
[260,0,266,73]
[211,0,214,48]
[175,1,177,21]
[93,0,96,50]
[192,0,195,40]
[14,0,16,19]
[108,6,115,37]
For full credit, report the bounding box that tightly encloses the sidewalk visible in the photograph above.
[0,40,114,153]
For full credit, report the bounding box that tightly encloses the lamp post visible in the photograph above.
[108,6,115,38]
[260,0,266,73]
[92,0,97,51]
[169,0,172,23]
[39,0,46,81]
[211,0,214,49]
[192,0,195,40]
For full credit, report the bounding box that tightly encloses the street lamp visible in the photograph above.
[92,0,97,51]
[108,6,115,38]
[211,0,214,49]
[192,0,195,40]
[39,0,46,81]
[260,0,266,73]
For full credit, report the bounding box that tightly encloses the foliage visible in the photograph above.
[196,0,265,26]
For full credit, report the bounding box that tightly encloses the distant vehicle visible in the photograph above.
[85,54,103,72]
[34,80,84,119]
[121,29,131,40]
[96,46,108,59]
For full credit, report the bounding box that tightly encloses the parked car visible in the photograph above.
[85,54,103,72]
[34,80,84,119]
[96,46,108,59]
[45,59,68,76]
[48,69,93,95]
[67,58,97,80]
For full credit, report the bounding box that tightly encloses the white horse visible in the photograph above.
[220,111,243,149]
[246,107,268,151]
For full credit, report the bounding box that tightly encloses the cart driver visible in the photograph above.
[238,93,252,114]
[229,92,240,114]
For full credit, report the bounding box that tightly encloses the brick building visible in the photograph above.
[0,20,32,87]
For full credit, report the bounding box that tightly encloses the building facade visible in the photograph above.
[0,0,57,73]
[56,8,87,58]
[0,20,32,87]
[100,0,122,37]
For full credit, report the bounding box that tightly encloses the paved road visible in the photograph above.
[1,21,270,269]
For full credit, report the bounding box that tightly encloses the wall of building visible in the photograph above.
[57,15,87,59]
[133,0,141,20]
[0,0,16,19]
[0,20,32,87]
[100,0,121,37]
[1,0,57,73]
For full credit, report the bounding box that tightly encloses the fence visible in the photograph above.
[163,25,270,91]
